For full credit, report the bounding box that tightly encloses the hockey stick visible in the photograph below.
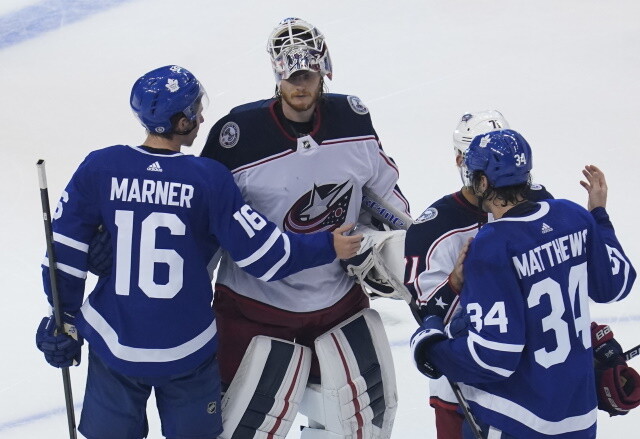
[361,188,484,439]
[625,344,640,362]
[37,160,78,439]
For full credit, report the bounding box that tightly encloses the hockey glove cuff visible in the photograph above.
[36,314,83,368]
[597,364,640,416]
[410,315,447,379]
[591,322,625,366]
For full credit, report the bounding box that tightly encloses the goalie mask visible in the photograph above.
[267,17,333,84]
[453,110,510,186]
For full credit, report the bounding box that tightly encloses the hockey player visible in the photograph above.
[411,129,637,438]
[404,111,552,439]
[200,17,408,438]
[35,65,363,439]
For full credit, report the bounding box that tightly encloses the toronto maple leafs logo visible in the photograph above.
[165,78,180,93]
[283,182,353,233]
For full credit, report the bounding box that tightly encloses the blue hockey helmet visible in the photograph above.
[464,129,532,187]
[130,65,206,134]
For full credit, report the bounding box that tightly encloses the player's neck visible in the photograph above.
[487,198,525,219]
[142,135,182,152]
[461,187,478,206]
[281,100,316,123]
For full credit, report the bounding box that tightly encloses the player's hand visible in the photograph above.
[332,223,363,259]
[36,314,84,368]
[449,237,472,292]
[580,165,607,211]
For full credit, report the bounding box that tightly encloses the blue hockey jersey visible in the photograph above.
[42,145,337,377]
[427,200,636,438]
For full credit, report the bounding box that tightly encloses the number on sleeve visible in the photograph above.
[233,204,267,238]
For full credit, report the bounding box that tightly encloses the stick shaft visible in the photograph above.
[36,160,78,439]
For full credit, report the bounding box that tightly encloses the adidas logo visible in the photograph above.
[541,223,553,234]
[147,161,163,172]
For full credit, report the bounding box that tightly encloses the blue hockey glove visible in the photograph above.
[445,310,471,339]
[87,226,112,276]
[410,315,447,379]
[36,314,83,368]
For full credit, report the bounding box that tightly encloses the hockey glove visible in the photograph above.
[410,315,447,379]
[340,228,411,302]
[87,225,112,277]
[591,322,625,366]
[445,309,470,339]
[596,364,640,416]
[36,314,83,368]
[591,321,640,415]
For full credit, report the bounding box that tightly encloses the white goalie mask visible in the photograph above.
[452,110,510,186]
[267,17,333,83]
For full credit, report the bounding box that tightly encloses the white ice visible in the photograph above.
[1,0,639,437]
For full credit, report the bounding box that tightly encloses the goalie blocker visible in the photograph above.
[220,309,398,439]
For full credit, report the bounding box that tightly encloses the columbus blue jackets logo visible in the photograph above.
[283,182,353,233]
[219,122,240,148]
[347,96,369,115]
[415,207,438,224]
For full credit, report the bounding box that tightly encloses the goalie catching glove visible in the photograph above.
[340,227,411,302]
[591,322,640,416]
[36,313,83,368]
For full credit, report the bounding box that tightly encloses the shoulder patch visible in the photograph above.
[530,183,543,191]
[347,95,369,115]
[415,207,438,223]
[219,121,240,148]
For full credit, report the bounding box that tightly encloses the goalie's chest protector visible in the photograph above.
[203,95,399,312]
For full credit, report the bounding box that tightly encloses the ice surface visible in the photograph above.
[1,1,638,437]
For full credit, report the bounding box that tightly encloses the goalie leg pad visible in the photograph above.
[220,336,311,439]
[299,308,398,439]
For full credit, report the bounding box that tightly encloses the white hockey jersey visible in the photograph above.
[202,94,409,312]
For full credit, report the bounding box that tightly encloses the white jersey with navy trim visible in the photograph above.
[202,94,409,312]
[428,200,636,438]
[41,145,336,377]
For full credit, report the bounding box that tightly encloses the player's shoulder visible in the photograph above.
[527,183,554,201]
[320,93,377,139]
[209,98,273,138]
[407,193,480,247]
[545,198,590,219]
[79,144,131,169]
[323,93,371,116]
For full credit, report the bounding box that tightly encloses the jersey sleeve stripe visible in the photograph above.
[258,234,291,282]
[459,383,598,435]
[467,332,523,377]
[235,228,282,268]
[53,232,89,252]
[42,258,87,279]
[80,300,217,362]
